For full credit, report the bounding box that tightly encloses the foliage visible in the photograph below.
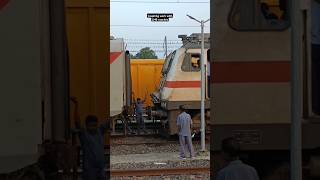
[130,47,158,59]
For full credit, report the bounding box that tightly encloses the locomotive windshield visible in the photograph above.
[182,53,201,72]
[162,50,176,75]
[229,0,289,30]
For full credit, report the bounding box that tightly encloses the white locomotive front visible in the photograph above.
[151,33,211,136]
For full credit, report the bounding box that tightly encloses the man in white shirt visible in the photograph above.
[177,105,195,159]
[312,0,320,115]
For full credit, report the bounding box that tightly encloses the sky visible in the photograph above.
[110,1,210,58]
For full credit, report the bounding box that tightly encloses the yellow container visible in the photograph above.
[130,59,164,107]
[65,0,109,144]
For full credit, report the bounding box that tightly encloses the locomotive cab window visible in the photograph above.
[229,0,289,30]
[182,53,201,72]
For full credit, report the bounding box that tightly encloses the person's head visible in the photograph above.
[179,105,186,113]
[85,115,98,133]
[137,98,141,103]
[221,137,240,161]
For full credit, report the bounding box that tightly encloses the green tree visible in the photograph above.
[134,47,158,59]
[130,53,136,59]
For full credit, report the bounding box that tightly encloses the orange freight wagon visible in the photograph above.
[130,59,164,107]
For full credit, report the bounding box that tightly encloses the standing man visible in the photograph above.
[70,97,108,180]
[177,105,195,159]
[216,137,260,180]
[312,0,320,115]
[135,95,147,135]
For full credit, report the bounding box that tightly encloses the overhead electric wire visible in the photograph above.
[124,42,181,44]
[116,38,182,56]
[124,38,180,41]
[111,1,209,3]
[129,50,176,53]
[125,40,181,42]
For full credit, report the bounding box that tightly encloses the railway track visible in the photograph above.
[111,133,159,138]
[112,141,176,146]
[111,167,210,177]
[111,137,210,146]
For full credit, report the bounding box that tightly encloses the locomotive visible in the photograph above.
[210,0,320,178]
[150,33,211,136]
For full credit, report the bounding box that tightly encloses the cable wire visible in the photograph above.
[111,1,209,3]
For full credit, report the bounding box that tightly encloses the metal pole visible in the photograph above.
[290,0,302,178]
[165,36,168,58]
[200,20,206,152]
[186,15,209,152]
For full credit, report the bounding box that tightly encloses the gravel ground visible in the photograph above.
[111,142,210,155]
[111,159,210,170]
[111,174,210,180]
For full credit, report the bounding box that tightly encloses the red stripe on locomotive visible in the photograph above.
[211,61,290,83]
